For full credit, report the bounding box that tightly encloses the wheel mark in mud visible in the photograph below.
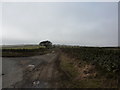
[5,53,62,88]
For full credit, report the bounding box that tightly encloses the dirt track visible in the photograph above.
[2,52,61,88]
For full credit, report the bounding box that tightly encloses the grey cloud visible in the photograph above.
[2,2,118,46]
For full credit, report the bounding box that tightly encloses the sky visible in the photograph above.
[118,2,120,47]
[1,2,118,46]
[0,3,2,46]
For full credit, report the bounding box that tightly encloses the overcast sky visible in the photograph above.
[1,2,118,46]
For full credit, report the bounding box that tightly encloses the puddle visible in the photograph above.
[32,81,49,88]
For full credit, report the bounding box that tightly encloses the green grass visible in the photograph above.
[59,47,119,88]
[60,56,78,78]
[60,47,120,73]
[1,45,50,57]
[1,45,45,50]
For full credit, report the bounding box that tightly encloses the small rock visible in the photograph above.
[27,64,35,71]
[52,51,55,53]
[47,54,49,55]
[33,81,40,86]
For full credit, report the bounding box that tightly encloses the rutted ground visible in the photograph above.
[2,50,118,88]
[2,51,61,88]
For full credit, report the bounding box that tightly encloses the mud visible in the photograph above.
[2,52,61,88]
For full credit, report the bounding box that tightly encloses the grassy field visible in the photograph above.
[1,45,45,49]
[1,45,50,57]
[60,47,120,73]
[59,46,119,88]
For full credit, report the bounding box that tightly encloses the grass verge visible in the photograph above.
[59,53,118,88]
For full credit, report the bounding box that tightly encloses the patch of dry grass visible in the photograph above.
[59,53,118,88]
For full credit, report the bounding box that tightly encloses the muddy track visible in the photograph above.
[2,52,62,88]
[17,53,61,88]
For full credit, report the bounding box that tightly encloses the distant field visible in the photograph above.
[1,45,45,49]
[1,45,49,57]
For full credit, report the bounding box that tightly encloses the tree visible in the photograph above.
[39,40,52,48]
